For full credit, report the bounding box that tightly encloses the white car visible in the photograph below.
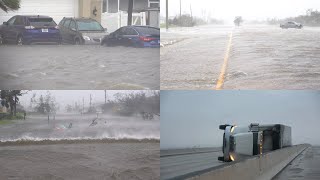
[280,21,303,29]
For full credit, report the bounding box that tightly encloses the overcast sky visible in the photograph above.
[161,90,320,149]
[160,0,320,22]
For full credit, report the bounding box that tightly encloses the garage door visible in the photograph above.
[0,0,78,24]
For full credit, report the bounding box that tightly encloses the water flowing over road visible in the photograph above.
[0,45,160,90]
[161,25,320,90]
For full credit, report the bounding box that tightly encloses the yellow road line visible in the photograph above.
[216,32,233,90]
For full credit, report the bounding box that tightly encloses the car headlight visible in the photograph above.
[83,35,91,41]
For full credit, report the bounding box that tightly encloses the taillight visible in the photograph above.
[139,36,156,42]
[25,26,35,29]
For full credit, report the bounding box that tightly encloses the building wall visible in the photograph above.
[79,0,102,23]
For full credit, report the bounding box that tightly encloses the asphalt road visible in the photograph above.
[160,147,224,180]
[161,25,320,90]
[0,45,159,90]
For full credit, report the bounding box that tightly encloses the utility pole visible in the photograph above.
[104,90,107,104]
[180,0,182,18]
[89,94,92,108]
[127,0,134,25]
[166,0,168,31]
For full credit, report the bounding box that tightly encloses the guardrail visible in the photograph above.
[187,144,309,180]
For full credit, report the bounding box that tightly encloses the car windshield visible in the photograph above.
[28,18,56,26]
[77,20,104,31]
[135,27,160,36]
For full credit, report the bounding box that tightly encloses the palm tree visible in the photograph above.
[0,0,20,12]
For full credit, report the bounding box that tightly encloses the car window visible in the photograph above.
[59,19,65,26]
[13,16,24,25]
[28,18,56,27]
[125,28,138,35]
[7,17,16,25]
[69,20,77,30]
[63,19,71,28]
[134,27,160,35]
[76,20,104,31]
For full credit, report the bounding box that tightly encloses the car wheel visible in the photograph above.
[17,35,24,45]
[74,38,81,45]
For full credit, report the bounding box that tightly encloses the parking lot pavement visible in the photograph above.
[160,25,320,90]
[0,45,159,90]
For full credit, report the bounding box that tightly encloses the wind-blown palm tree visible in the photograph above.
[0,0,20,12]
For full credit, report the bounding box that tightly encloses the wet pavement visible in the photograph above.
[161,25,320,90]
[273,146,320,180]
[160,147,224,180]
[0,45,159,90]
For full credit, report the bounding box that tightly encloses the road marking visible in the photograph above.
[216,32,233,90]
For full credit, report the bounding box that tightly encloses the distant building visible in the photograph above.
[0,0,159,33]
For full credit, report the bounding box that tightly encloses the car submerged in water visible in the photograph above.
[280,21,303,29]
[59,17,108,45]
[101,26,160,48]
[0,15,61,45]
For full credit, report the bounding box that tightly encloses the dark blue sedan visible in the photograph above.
[0,15,61,45]
[101,26,160,48]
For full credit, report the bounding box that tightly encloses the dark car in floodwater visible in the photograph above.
[101,26,160,48]
[58,17,108,45]
[280,21,303,29]
[0,15,61,45]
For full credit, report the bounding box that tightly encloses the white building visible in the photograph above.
[0,0,159,32]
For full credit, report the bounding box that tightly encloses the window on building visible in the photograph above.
[149,0,159,8]
[108,0,118,13]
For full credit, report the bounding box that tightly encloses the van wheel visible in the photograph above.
[17,35,25,45]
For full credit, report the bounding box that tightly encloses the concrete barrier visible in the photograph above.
[188,144,309,180]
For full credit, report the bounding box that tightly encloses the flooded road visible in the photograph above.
[0,45,159,90]
[273,146,320,180]
[0,113,160,142]
[160,147,224,180]
[161,25,320,89]
[0,113,160,179]
[0,142,159,180]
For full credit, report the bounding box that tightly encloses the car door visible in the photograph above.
[111,27,125,45]
[68,20,78,43]
[61,19,71,43]
[12,16,26,40]
[2,16,17,42]
[122,27,139,46]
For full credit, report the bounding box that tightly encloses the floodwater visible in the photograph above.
[0,113,160,142]
[0,45,160,90]
[160,147,224,180]
[0,113,160,179]
[161,25,320,90]
[273,146,320,180]
[0,142,159,180]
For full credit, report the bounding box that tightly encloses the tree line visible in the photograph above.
[268,9,320,26]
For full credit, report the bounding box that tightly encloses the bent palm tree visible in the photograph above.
[0,0,20,12]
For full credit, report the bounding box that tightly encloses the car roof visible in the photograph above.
[17,15,53,18]
[125,25,160,29]
[63,17,97,21]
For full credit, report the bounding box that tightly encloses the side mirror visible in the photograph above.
[3,22,8,25]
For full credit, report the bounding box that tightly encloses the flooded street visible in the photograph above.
[0,113,160,142]
[161,25,320,89]
[0,45,159,90]
[0,142,159,180]
[0,113,160,179]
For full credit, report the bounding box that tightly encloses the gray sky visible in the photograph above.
[161,0,320,22]
[160,91,320,149]
[19,90,156,110]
